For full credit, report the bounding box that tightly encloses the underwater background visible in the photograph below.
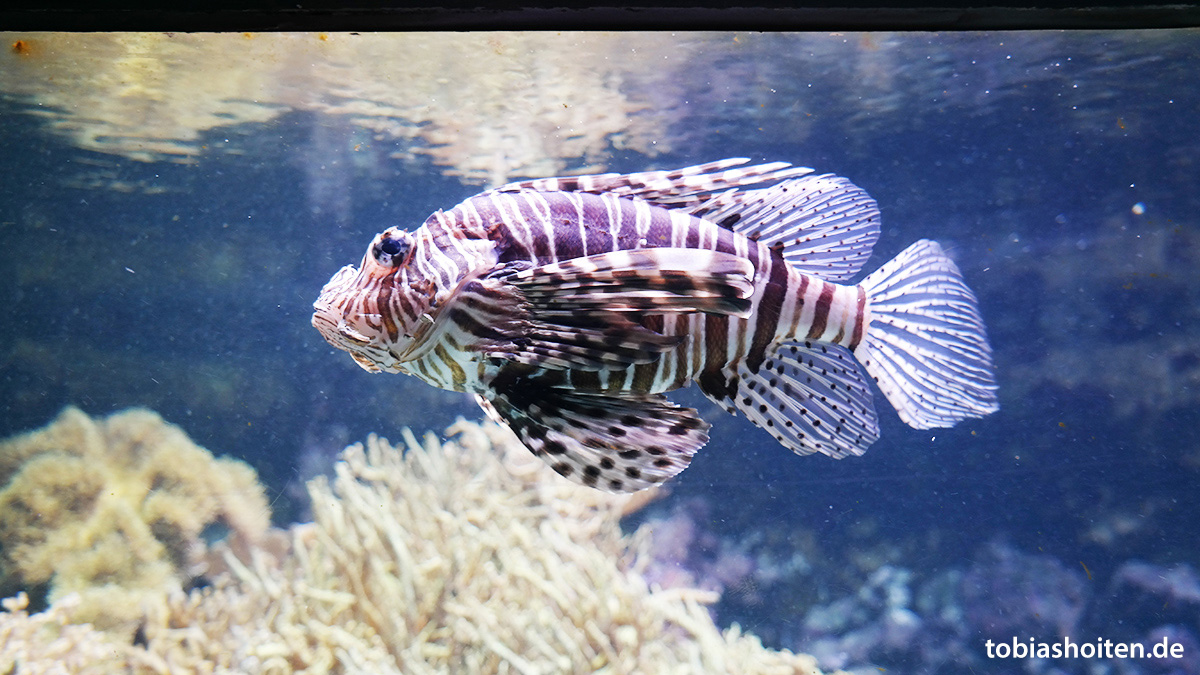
[1,31,1198,674]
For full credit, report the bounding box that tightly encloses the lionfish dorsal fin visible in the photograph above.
[493,158,812,211]
[497,160,880,282]
[690,174,882,282]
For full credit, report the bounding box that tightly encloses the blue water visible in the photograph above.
[1,31,1198,674]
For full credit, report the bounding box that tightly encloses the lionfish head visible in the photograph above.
[311,227,427,374]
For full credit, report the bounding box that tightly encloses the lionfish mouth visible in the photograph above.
[311,308,392,374]
[311,264,393,372]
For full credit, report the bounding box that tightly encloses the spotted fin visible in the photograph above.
[510,248,755,318]
[689,174,881,283]
[494,158,812,211]
[704,341,879,459]
[477,372,709,492]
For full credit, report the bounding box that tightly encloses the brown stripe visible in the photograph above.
[377,284,400,343]
[673,314,692,388]
[569,368,602,393]
[849,285,867,350]
[806,282,835,340]
[433,342,466,388]
[788,274,809,337]
[685,221,700,248]
[391,278,417,330]
[642,314,665,334]
[746,248,788,373]
[697,314,732,400]
[631,361,658,393]
[446,307,488,340]
[411,356,436,382]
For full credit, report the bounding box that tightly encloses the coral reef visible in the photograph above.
[799,566,925,672]
[778,541,1200,675]
[1,417,824,674]
[960,541,1088,642]
[0,593,134,675]
[787,542,1093,673]
[0,407,269,633]
[639,499,758,597]
[1112,561,1200,611]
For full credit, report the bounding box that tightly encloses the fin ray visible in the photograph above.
[689,174,881,282]
[477,378,709,493]
[450,249,756,371]
[511,248,755,318]
[718,343,880,459]
[858,239,999,428]
[494,158,813,211]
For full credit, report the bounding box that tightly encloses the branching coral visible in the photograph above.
[142,419,823,673]
[0,593,137,675]
[3,416,825,674]
[0,407,270,634]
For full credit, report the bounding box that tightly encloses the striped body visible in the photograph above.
[397,190,865,400]
[314,159,998,493]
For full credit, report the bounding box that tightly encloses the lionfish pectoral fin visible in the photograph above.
[475,381,708,493]
[436,265,676,372]
[511,248,756,318]
[477,248,755,372]
[350,352,382,373]
[492,313,683,371]
[703,342,880,459]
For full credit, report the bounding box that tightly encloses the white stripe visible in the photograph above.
[634,197,652,240]
[604,193,621,247]
[571,192,589,256]
[490,193,537,259]
[527,191,558,261]
[797,278,823,338]
[669,209,690,247]
[436,209,481,270]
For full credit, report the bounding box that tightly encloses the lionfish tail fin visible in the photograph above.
[857,239,999,429]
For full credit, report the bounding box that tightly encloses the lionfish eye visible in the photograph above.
[373,235,410,266]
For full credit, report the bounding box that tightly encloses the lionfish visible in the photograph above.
[313,159,998,492]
